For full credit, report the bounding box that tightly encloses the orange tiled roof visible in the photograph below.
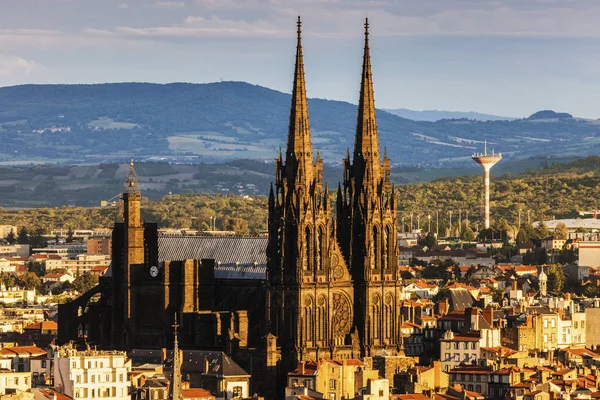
[24,321,57,331]
[182,389,213,398]
[37,389,72,400]
[0,345,46,356]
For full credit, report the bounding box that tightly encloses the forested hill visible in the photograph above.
[1,82,600,166]
[2,156,600,234]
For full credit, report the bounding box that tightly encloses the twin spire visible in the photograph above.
[286,16,314,186]
[355,19,380,164]
[286,17,380,177]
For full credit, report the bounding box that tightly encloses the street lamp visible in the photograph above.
[410,213,414,232]
[428,214,431,233]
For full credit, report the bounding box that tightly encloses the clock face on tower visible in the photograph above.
[149,265,159,278]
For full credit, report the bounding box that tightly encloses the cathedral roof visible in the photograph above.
[179,350,250,377]
[158,235,267,280]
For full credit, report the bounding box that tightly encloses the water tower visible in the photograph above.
[472,141,502,230]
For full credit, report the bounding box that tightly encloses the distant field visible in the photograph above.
[88,117,138,130]
[168,134,278,159]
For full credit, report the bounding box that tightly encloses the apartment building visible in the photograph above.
[53,345,131,400]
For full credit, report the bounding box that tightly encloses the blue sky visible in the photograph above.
[2,0,600,117]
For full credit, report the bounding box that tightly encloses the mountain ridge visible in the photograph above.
[382,108,516,122]
[1,81,599,166]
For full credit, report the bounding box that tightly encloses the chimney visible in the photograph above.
[512,280,518,291]
[483,307,494,327]
[161,348,167,362]
[204,358,209,374]
[301,361,305,375]
[438,299,449,316]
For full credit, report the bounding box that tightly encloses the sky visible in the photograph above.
[2,0,600,118]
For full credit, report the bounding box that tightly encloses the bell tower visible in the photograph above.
[123,160,144,320]
[337,19,400,356]
[267,17,354,370]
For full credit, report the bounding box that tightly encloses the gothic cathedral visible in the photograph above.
[267,17,402,368]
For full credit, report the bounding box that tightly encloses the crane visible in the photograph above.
[100,194,121,207]
[578,210,597,219]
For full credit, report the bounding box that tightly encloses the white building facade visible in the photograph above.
[53,346,131,400]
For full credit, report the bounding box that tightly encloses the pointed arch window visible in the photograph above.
[384,225,391,271]
[304,227,312,271]
[373,226,380,270]
[317,226,325,271]
[304,306,313,344]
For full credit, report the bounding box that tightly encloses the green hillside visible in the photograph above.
[1,156,600,235]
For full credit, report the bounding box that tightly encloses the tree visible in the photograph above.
[66,229,74,243]
[554,222,568,240]
[461,227,476,242]
[534,222,551,240]
[584,285,600,298]
[400,270,414,280]
[222,218,249,235]
[73,272,99,293]
[431,288,451,304]
[531,248,548,265]
[546,264,565,294]
[516,223,535,244]
[5,231,16,245]
[0,273,15,288]
[27,261,44,277]
[17,227,29,244]
[19,272,41,291]
[421,232,437,249]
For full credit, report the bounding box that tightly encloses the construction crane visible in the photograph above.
[100,194,121,207]
[578,210,597,219]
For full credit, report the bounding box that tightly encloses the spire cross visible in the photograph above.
[364,17,369,38]
[172,314,179,336]
[297,15,302,38]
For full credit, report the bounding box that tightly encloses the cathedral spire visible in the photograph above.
[286,16,314,185]
[171,314,182,400]
[354,18,380,171]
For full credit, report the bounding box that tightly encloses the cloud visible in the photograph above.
[151,2,186,9]
[67,1,600,41]
[0,55,42,76]
[118,3,129,9]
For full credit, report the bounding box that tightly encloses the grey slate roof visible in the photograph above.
[170,350,249,377]
[158,235,268,280]
[449,288,475,312]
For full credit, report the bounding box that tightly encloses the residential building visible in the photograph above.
[0,346,47,372]
[403,281,440,299]
[53,345,131,400]
[0,246,29,258]
[287,359,379,400]
[0,226,18,238]
[86,237,112,256]
[448,366,491,396]
[579,242,600,269]
[0,370,32,394]
[0,287,36,305]
[440,332,481,372]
